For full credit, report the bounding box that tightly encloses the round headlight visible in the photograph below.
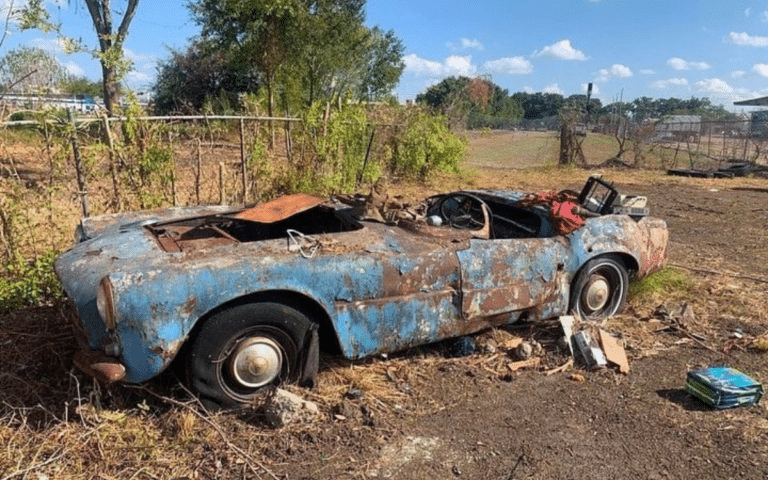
[96,276,117,330]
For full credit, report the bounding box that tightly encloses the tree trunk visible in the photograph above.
[101,64,119,114]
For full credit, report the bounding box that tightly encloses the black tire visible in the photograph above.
[570,256,628,321]
[186,302,313,410]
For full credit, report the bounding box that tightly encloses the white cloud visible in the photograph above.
[533,39,588,61]
[731,70,747,78]
[695,78,735,95]
[753,64,768,77]
[640,69,656,75]
[63,61,84,77]
[125,71,152,90]
[30,37,66,54]
[594,64,633,82]
[404,54,445,76]
[124,48,156,64]
[729,31,768,47]
[543,83,563,95]
[483,56,533,75]
[445,55,476,75]
[461,38,483,50]
[745,7,752,17]
[404,54,477,77]
[447,38,484,51]
[651,78,689,89]
[667,57,710,70]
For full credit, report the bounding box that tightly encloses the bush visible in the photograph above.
[391,109,466,178]
[0,250,61,314]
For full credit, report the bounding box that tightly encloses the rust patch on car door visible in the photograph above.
[232,194,326,223]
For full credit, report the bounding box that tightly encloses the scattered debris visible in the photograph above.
[514,341,534,360]
[667,162,768,179]
[545,359,574,376]
[685,367,764,409]
[507,358,541,372]
[559,315,630,374]
[599,330,630,374]
[574,330,608,369]
[263,388,320,428]
[569,373,586,382]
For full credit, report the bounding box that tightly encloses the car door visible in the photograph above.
[457,237,570,320]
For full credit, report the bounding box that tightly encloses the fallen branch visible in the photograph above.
[545,358,574,376]
[507,358,541,372]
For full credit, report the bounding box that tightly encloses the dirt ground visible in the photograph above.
[2,133,768,479]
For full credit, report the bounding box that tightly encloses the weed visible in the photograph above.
[628,267,695,303]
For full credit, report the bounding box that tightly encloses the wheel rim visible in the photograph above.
[228,336,284,389]
[583,275,610,312]
[578,263,625,318]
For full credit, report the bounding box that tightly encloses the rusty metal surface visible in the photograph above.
[73,350,126,383]
[55,181,669,384]
[232,194,325,223]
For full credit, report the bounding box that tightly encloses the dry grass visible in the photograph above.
[2,128,768,478]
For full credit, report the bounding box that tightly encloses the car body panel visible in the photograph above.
[55,180,668,385]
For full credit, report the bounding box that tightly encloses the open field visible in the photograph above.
[1,130,767,479]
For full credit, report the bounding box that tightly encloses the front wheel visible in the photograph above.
[186,302,315,410]
[570,256,629,321]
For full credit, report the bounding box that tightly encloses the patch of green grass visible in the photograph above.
[629,267,695,302]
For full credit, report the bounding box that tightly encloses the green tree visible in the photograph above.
[152,39,259,114]
[60,76,103,97]
[19,0,139,114]
[83,0,139,114]
[190,0,299,118]
[511,91,565,120]
[187,0,404,114]
[416,76,522,129]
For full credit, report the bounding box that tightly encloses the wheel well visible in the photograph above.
[612,252,639,276]
[186,290,343,356]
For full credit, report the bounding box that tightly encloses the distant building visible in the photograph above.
[655,115,701,142]
[749,110,768,137]
[0,93,101,114]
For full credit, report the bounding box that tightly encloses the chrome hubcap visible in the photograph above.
[229,337,283,388]
[584,275,610,312]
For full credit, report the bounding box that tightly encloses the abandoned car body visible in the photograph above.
[55,177,668,408]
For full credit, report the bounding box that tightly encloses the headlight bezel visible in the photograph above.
[96,276,117,330]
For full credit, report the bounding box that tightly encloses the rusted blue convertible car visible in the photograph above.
[55,177,667,408]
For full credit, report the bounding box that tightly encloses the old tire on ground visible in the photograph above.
[570,255,628,321]
[186,302,313,410]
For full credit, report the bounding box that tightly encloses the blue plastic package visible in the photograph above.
[686,367,763,409]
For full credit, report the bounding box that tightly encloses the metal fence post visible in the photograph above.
[69,109,90,218]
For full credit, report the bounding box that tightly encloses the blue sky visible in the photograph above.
[3,0,768,111]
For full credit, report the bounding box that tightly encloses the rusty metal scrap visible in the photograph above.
[233,193,325,223]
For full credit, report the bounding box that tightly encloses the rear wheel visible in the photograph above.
[186,302,314,410]
[570,256,628,321]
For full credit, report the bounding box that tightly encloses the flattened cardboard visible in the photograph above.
[598,329,629,374]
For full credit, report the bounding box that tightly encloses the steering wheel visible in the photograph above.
[438,193,491,230]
